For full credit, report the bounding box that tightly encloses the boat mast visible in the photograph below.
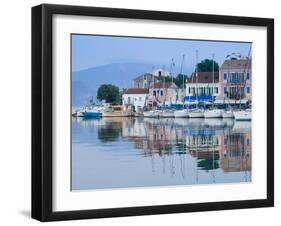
[163,65,166,109]
[180,54,185,107]
[212,53,215,109]
[169,58,175,105]
[196,50,199,109]
[170,58,174,83]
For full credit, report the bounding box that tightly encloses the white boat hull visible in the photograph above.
[188,110,204,118]
[204,109,222,118]
[233,110,252,121]
[222,111,234,118]
[143,111,160,118]
[160,111,174,118]
[174,110,189,118]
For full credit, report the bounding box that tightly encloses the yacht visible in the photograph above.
[222,110,234,118]
[233,109,252,121]
[188,109,204,118]
[143,110,160,118]
[160,110,175,118]
[174,109,189,118]
[204,109,223,118]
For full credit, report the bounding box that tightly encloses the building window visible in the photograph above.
[231,73,235,81]
[239,73,243,81]
[128,97,131,104]
[247,72,250,80]
[139,97,142,102]
[144,74,147,80]
[191,87,195,94]
[158,71,161,76]
[214,87,218,94]
[247,86,250,94]
[160,90,164,96]
[224,87,227,94]
[224,73,227,80]
[153,90,156,96]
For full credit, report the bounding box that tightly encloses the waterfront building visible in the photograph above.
[185,72,221,104]
[151,68,171,77]
[122,88,149,112]
[147,82,178,108]
[133,73,159,89]
[220,54,252,101]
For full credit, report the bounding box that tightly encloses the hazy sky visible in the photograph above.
[72,34,251,73]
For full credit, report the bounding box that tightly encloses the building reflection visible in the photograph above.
[73,117,251,175]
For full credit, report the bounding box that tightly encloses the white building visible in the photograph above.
[185,72,221,97]
[152,68,171,77]
[148,82,178,107]
[122,88,149,112]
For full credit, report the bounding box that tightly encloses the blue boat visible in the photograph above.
[82,111,102,118]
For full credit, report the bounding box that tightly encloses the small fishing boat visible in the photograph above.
[160,110,175,118]
[143,110,160,118]
[188,109,204,118]
[174,109,189,118]
[233,109,251,121]
[222,110,234,118]
[204,109,223,118]
[82,110,102,118]
[102,105,132,117]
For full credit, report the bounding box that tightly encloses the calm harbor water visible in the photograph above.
[72,117,251,190]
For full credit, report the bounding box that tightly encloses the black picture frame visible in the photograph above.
[32,3,274,222]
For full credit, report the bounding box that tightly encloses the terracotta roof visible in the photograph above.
[188,72,219,83]
[220,59,252,70]
[125,88,149,94]
[152,82,175,89]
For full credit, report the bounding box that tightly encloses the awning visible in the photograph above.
[214,98,248,104]
[184,96,215,105]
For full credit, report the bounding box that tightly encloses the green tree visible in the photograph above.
[197,59,219,72]
[97,84,120,104]
[174,74,188,88]
[158,75,173,83]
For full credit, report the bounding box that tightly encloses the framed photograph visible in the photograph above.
[32,4,274,221]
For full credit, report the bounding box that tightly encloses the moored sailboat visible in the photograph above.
[222,110,234,118]
[189,50,204,118]
[160,109,175,118]
[174,55,189,118]
[174,109,189,117]
[204,109,223,118]
[233,109,251,121]
[143,110,160,118]
[188,108,204,118]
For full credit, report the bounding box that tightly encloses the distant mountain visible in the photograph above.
[72,62,158,106]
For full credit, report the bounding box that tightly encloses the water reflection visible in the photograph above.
[72,117,251,190]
